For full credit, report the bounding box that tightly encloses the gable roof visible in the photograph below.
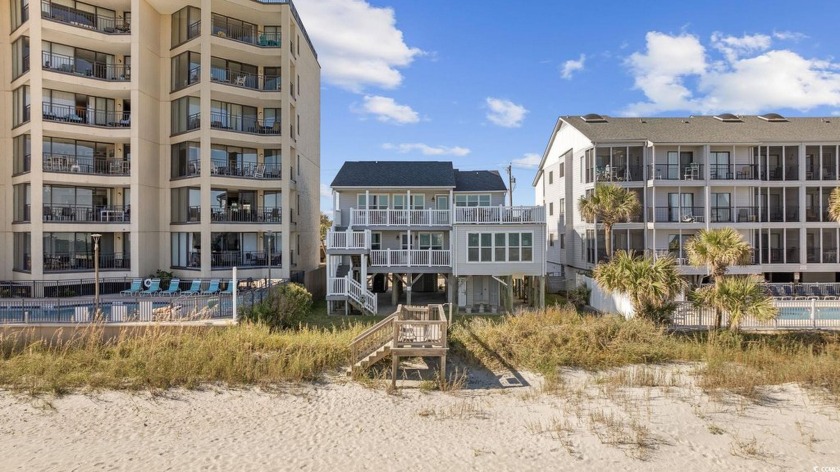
[561,115,840,144]
[454,170,507,192]
[331,161,456,188]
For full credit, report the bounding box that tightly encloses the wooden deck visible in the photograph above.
[349,304,449,387]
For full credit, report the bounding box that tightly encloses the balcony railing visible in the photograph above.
[758,248,799,264]
[210,206,282,223]
[43,153,130,176]
[807,247,838,263]
[649,248,758,266]
[42,52,130,81]
[350,208,451,227]
[211,19,280,47]
[762,166,799,181]
[648,164,704,181]
[209,251,281,268]
[210,160,282,179]
[805,208,832,222]
[370,249,451,267]
[43,205,130,223]
[43,103,131,128]
[173,66,201,91]
[327,230,370,251]
[211,68,281,91]
[649,207,706,223]
[41,252,130,272]
[41,1,130,34]
[805,167,839,180]
[209,112,280,135]
[595,165,644,182]
[453,206,546,224]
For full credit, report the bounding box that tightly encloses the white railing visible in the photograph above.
[671,299,840,329]
[453,205,545,224]
[350,208,451,227]
[327,277,346,296]
[327,230,370,250]
[328,275,376,314]
[369,249,451,267]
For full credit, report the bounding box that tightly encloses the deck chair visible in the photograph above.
[825,285,839,300]
[120,279,142,296]
[221,280,235,295]
[234,76,247,87]
[141,278,161,296]
[782,285,794,297]
[182,280,202,296]
[201,279,220,295]
[160,278,181,296]
[767,285,782,298]
[795,285,807,297]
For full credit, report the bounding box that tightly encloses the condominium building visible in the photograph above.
[1,0,320,283]
[533,113,840,286]
[326,161,546,315]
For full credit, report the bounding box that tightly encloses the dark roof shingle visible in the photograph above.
[454,170,507,192]
[331,161,456,187]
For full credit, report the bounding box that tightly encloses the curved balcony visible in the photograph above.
[43,103,130,128]
[43,153,130,176]
[42,52,130,81]
[211,68,281,91]
[41,1,130,34]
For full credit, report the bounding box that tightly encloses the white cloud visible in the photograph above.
[561,54,586,79]
[485,97,528,128]
[623,31,840,115]
[358,95,419,124]
[773,30,807,42]
[382,143,470,157]
[294,0,423,91]
[320,184,333,199]
[512,153,542,169]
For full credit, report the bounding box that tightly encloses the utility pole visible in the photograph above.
[506,163,516,206]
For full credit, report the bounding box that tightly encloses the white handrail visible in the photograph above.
[369,249,450,267]
[350,208,451,226]
[453,205,545,224]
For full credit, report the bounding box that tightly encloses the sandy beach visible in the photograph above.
[1,364,839,472]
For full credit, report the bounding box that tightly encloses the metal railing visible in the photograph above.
[173,66,201,91]
[209,112,281,135]
[453,205,546,224]
[42,204,130,223]
[762,166,799,181]
[594,165,644,182]
[327,230,370,251]
[648,206,706,223]
[350,208,451,226]
[211,17,280,47]
[42,52,129,81]
[36,252,130,272]
[209,251,281,268]
[43,103,131,128]
[211,68,281,91]
[671,299,840,330]
[209,160,282,178]
[41,1,130,34]
[369,249,451,267]
[43,153,129,176]
[210,206,282,223]
[805,167,839,180]
[648,164,704,180]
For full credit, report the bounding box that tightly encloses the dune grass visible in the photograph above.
[0,323,365,395]
[450,307,840,399]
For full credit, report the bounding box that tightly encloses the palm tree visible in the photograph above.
[594,250,686,323]
[578,184,641,258]
[693,276,777,331]
[685,228,752,328]
[829,187,840,223]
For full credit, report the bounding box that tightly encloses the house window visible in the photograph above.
[467,232,533,262]
[411,194,425,209]
[418,232,444,250]
[371,232,381,250]
[560,234,565,249]
[558,198,565,215]
[549,233,555,247]
[548,171,553,185]
[558,161,565,178]
[392,194,406,209]
[357,194,388,209]
[455,194,491,207]
[549,202,554,216]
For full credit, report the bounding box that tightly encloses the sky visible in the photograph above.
[294,0,840,211]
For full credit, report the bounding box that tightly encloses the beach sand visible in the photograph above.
[1,365,839,471]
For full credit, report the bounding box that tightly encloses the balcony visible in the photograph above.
[649,248,758,266]
[595,165,644,182]
[43,205,130,223]
[210,251,281,268]
[327,230,370,251]
[179,159,281,179]
[211,15,280,47]
[369,249,451,268]
[453,206,545,224]
[210,206,281,223]
[649,207,705,223]
[648,164,704,181]
[209,112,280,135]
[41,252,130,272]
[43,104,130,128]
[805,166,838,180]
[350,209,451,227]
[43,52,130,81]
[43,153,130,176]
[758,248,800,264]
[211,68,281,91]
[41,1,130,34]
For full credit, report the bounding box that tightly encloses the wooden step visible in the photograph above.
[353,341,393,370]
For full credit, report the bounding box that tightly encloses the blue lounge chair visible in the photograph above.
[182,280,202,296]
[809,285,824,299]
[766,285,781,298]
[221,280,235,295]
[795,284,807,297]
[782,285,794,297]
[120,279,142,296]
[201,279,220,295]
[141,278,161,296]
[826,285,840,298]
[160,278,181,296]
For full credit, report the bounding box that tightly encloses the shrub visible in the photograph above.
[149,269,175,287]
[566,284,591,309]
[240,283,313,330]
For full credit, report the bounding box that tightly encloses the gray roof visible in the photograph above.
[454,170,507,192]
[331,161,456,188]
[331,161,507,191]
[562,115,840,144]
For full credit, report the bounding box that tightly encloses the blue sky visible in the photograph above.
[295,0,840,211]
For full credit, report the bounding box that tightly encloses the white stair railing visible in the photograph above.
[345,276,377,315]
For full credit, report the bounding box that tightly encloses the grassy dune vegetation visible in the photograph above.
[1,306,839,398]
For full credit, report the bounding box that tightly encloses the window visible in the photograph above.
[558,198,565,215]
[172,6,201,47]
[171,51,200,91]
[558,161,565,178]
[549,202,554,216]
[548,171,553,185]
[171,142,200,178]
[418,232,444,250]
[454,194,491,207]
[171,96,200,134]
[467,232,533,262]
[371,232,382,250]
[13,184,30,222]
[211,56,258,88]
[13,134,31,175]
[264,66,281,91]
[549,233,555,247]
[13,85,30,127]
[357,194,388,209]
[12,36,29,80]
[13,233,31,272]
[171,232,201,268]
[710,193,731,222]
[560,234,565,249]
[11,0,28,31]
[392,194,406,210]
[171,187,201,223]
[411,194,425,209]
[584,149,594,183]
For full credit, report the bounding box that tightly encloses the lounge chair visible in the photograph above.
[201,279,220,295]
[809,285,825,299]
[160,278,181,296]
[182,280,202,296]
[141,278,161,296]
[782,285,794,297]
[767,285,782,298]
[794,284,807,297]
[826,285,840,298]
[120,279,142,296]
[221,280,235,295]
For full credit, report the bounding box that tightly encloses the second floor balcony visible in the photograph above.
[453,206,545,224]
[350,208,451,227]
[369,249,451,268]
[327,230,370,251]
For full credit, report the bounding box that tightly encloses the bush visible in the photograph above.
[240,283,313,331]
[566,284,591,309]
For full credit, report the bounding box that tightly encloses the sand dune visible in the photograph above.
[1,367,839,471]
